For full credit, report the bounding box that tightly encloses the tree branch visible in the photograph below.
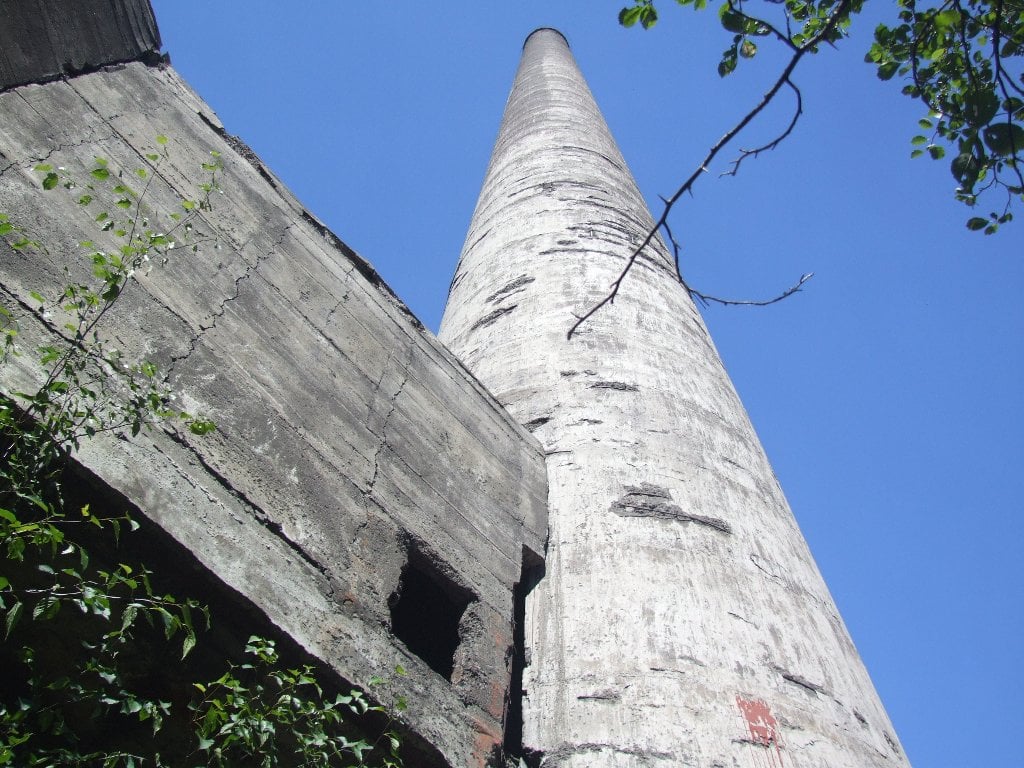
[661,217,813,308]
[723,78,803,178]
[568,0,853,339]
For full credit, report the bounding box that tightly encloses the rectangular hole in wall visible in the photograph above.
[389,548,473,681]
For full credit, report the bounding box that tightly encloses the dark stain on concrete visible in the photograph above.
[469,305,518,333]
[486,275,535,304]
[589,381,639,392]
[611,483,732,534]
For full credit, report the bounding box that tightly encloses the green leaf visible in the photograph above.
[122,603,139,633]
[91,167,110,181]
[32,596,60,620]
[182,629,197,658]
[5,601,23,638]
[156,135,168,145]
[740,40,757,58]
[876,61,899,81]
[640,5,658,28]
[964,88,1000,128]
[719,6,746,33]
[966,217,989,230]
[982,123,1024,156]
[187,419,217,436]
[619,5,643,27]
[934,8,959,28]
[42,172,59,190]
[951,152,981,186]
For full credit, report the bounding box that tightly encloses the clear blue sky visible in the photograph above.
[152,3,1023,766]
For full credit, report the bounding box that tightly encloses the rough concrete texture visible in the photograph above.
[0,0,161,89]
[439,28,910,767]
[0,53,547,768]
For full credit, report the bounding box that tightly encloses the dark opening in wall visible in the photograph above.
[389,550,472,680]
[503,547,545,765]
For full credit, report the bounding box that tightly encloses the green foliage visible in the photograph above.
[867,0,1023,233]
[618,0,1023,233]
[1,146,402,767]
[191,637,404,768]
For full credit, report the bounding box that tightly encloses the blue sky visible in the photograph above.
[151,3,1023,765]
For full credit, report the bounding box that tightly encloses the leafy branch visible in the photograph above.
[867,0,1023,234]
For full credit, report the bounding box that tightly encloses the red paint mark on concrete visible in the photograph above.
[469,714,502,768]
[736,696,784,768]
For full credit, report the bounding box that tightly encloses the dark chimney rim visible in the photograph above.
[524,28,570,49]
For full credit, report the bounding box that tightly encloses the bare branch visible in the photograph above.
[661,216,813,308]
[690,272,814,307]
[567,0,853,339]
[723,78,803,178]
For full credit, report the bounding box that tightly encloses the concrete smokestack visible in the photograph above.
[439,28,909,768]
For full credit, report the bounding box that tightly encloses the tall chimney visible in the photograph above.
[439,28,909,767]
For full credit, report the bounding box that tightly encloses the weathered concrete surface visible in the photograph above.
[439,28,910,767]
[0,0,161,89]
[0,53,546,767]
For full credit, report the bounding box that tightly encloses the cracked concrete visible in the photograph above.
[0,25,547,768]
[366,369,410,496]
[166,226,286,374]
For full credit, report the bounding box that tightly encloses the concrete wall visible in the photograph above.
[0,0,161,88]
[0,15,547,765]
[439,29,909,768]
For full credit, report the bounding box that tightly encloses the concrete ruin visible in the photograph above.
[1,2,545,765]
[0,3,908,767]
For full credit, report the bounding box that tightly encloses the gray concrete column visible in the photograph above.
[439,28,909,768]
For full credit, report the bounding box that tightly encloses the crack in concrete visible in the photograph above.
[324,295,347,326]
[365,370,409,496]
[168,227,288,374]
[727,611,758,628]
[1,129,119,174]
